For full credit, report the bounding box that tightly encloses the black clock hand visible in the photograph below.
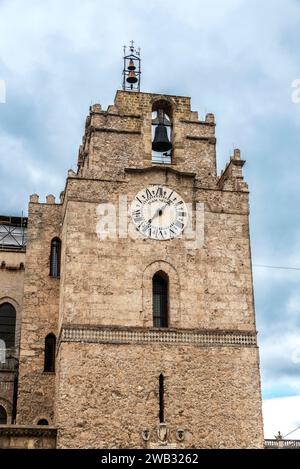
[148,206,161,224]
[148,201,170,223]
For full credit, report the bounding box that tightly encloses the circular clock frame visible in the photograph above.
[130,185,188,240]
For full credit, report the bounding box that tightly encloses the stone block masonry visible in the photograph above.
[10,90,264,448]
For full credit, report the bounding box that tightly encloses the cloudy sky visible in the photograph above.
[1,0,300,439]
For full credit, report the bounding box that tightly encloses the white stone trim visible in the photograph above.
[60,326,256,347]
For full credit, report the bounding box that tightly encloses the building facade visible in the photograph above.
[0,89,264,448]
[0,216,26,426]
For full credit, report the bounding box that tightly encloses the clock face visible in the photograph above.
[130,185,188,240]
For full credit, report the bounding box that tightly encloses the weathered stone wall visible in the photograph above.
[55,341,263,449]
[17,199,62,425]
[0,250,25,351]
[58,168,253,332]
[0,371,15,424]
[0,250,25,423]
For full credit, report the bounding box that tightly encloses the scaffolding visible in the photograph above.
[0,215,27,250]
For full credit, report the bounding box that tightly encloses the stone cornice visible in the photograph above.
[58,325,257,348]
[180,119,216,127]
[0,425,57,438]
[186,136,216,144]
[125,166,196,178]
[88,126,141,135]
[97,112,142,119]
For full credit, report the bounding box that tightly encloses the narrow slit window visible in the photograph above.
[44,333,56,372]
[153,272,169,328]
[159,374,165,423]
[50,237,61,277]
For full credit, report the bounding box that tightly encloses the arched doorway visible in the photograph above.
[0,405,7,424]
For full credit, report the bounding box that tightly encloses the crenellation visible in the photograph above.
[89,103,102,114]
[205,113,215,124]
[46,195,55,204]
[29,194,39,203]
[233,148,241,160]
[67,169,76,178]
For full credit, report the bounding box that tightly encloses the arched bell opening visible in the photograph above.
[151,100,173,164]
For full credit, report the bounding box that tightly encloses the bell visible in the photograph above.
[152,124,172,152]
[128,59,136,71]
[126,70,138,84]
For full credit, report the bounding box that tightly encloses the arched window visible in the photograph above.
[44,334,56,372]
[37,419,49,425]
[0,303,16,349]
[153,272,169,328]
[50,237,61,277]
[0,406,7,424]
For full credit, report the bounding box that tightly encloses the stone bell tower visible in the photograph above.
[16,44,264,448]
